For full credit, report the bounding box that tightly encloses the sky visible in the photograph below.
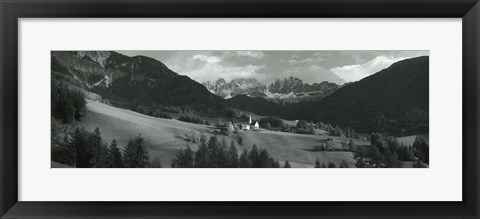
[117,50,429,85]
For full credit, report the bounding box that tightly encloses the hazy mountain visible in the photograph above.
[51,51,229,116]
[295,56,429,135]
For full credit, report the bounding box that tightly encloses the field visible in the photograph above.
[397,134,429,146]
[82,100,370,168]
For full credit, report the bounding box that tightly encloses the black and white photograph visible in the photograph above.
[51,50,429,168]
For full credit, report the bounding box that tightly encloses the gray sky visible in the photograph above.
[117,50,429,85]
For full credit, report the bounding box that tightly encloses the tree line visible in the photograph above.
[354,133,428,168]
[314,157,349,168]
[171,135,291,168]
[52,127,160,168]
[51,82,86,124]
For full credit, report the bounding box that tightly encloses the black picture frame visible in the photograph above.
[1,0,479,218]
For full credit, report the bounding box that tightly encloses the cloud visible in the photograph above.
[234,51,265,59]
[170,54,263,83]
[287,57,325,65]
[191,55,221,63]
[330,56,410,82]
[271,64,345,85]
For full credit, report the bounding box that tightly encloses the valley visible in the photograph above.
[50,51,430,168]
[82,100,369,167]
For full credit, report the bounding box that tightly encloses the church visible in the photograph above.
[238,115,259,131]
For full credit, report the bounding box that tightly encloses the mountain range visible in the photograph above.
[203,76,340,103]
[227,56,429,135]
[51,51,429,136]
[51,51,229,116]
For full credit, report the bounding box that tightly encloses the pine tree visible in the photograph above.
[259,149,272,168]
[238,149,251,168]
[195,141,210,168]
[52,134,76,166]
[151,156,163,168]
[207,136,221,167]
[91,127,105,167]
[184,146,194,167]
[284,160,291,168]
[171,146,194,168]
[71,128,94,168]
[328,162,336,168]
[273,159,281,168]
[348,139,355,151]
[227,140,239,168]
[315,157,322,168]
[207,136,218,151]
[122,135,150,168]
[107,139,123,168]
[248,144,260,167]
[340,160,349,168]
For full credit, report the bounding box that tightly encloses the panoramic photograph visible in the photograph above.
[51,50,429,168]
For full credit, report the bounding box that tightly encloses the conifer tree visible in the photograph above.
[52,135,76,166]
[90,127,105,167]
[284,160,291,168]
[259,149,272,168]
[71,128,94,168]
[340,160,349,168]
[315,157,322,168]
[195,141,210,168]
[171,146,194,168]
[151,156,163,168]
[122,135,149,168]
[107,139,123,168]
[248,144,260,167]
[328,162,336,168]
[238,149,251,168]
[348,139,355,151]
[227,140,239,168]
[273,159,281,168]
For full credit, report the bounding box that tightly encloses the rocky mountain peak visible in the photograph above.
[76,51,111,67]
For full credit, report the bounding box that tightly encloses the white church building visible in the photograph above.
[238,115,259,131]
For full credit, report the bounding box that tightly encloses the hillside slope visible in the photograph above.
[52,51,228,117]
[296,56,429,135]
[83,100,366,167]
